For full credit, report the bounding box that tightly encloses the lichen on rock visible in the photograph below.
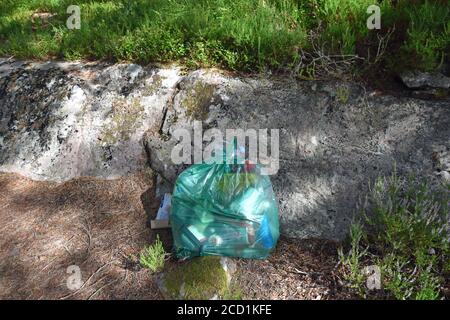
[0,59,181,181]
[143,73,164,96]
[180,81,216,121]
[100,97,144,145]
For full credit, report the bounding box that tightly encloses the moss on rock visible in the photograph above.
[164,256,228,300]
[181,81,215,121]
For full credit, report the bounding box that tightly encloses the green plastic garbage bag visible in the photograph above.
[170,144,279,259]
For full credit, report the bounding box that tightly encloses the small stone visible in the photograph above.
[400,70,450,90]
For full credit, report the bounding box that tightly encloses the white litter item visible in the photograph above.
[156,193,171,220]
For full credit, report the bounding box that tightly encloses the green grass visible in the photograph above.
[139,235,167,273]
[0,1,448,75]
[339,172,449,300]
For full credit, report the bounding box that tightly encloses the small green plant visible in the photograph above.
[336,85,350,104]
[339,172,449,300]
[140,235,167,273]
[338,222,368,295]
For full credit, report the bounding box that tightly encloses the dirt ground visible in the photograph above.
[235,238,356,299]
[0,172,354,300]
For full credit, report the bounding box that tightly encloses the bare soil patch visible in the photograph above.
[235,238,356,300]
[0,171,165,299]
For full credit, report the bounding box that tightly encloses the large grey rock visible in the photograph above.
[1,59,449,240]
[0,59,181,181]
[145,70,450,240]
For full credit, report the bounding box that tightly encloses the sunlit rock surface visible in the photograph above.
[1,58,448,239]
[0,59,180,181]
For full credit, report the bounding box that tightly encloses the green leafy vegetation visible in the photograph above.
[0,1,448,76]
[140,235,167,273]
[339,172,449,300]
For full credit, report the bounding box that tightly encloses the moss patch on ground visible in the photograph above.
[164,256,228,300]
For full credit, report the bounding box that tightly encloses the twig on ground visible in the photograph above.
[87,278,119,300]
